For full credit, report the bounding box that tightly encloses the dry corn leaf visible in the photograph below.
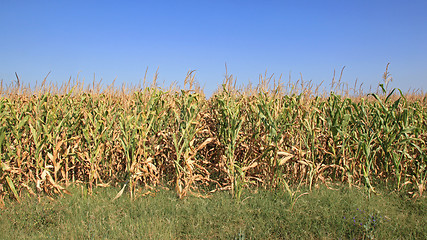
[112,182,128,201]
[278,155,294,166]
[40,169,71,195]
[242,162,258,172]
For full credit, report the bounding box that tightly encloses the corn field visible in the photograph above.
[0,69,426,205]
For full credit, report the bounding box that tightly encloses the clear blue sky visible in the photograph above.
[1,0,426,97]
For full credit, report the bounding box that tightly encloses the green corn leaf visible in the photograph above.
[29,123,39,146]
[385,88,396,104]
[16,115,29,130]
[5,176,20,202]
[0,127,5,148]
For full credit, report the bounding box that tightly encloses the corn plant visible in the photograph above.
[170,72,206,198]
[0,98,21,202]
[215,81,245,199]
[369,87,424,190]
[324,94,353,184]
[256,91,282,187]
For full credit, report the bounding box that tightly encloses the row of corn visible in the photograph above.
[0,72,426,204]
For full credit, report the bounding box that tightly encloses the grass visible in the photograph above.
[1,184,425,239]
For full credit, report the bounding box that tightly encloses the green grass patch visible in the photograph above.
[1,184,425,239]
